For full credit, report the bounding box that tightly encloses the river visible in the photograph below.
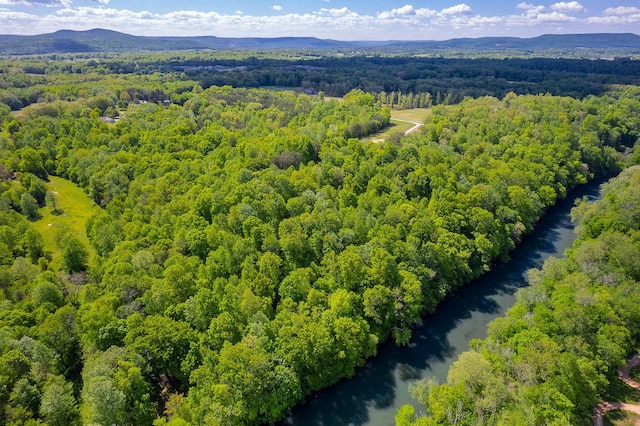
[279,179,603,426]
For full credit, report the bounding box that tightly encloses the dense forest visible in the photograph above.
[0,56,639,425]
[397,165,640,425]
[3,54,640,110]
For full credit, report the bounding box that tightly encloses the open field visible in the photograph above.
[32,176,101,268]
[389,108,431,122]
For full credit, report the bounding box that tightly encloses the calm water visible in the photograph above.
[279,180,603,426]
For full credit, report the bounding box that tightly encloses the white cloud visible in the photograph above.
[587,6,640,25]
[271,5,282,12]
[394,5,416,16]
[550,1,585,13]
[535,11,575,22]
[320,7,350,17]
[516,3,546,14]
[516,3,536,10]
[0,0,109,5]
[415,8,438,18]
[0,0,70,6]
[0,2,638,41]
[441,4,473,15]
[378,5,417,20]
[603,6,640,15]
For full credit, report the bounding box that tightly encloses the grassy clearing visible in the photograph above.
[323,96,344,102]
[389,108,431,123]
[365,120,413,143]
[32,176,101,269]
[365,108,431,143]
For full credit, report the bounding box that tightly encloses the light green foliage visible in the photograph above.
[81,347,155,426]
[39,376,80,426]
[0,61,638,425]
[410,166,640,425]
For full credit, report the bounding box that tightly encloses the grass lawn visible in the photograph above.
[32,176,101,269]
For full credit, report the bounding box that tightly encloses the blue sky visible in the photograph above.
[1,0,639,40]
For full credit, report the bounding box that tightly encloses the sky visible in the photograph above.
[0,0,639,40]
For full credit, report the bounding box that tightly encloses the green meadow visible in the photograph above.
[33,176,101,268]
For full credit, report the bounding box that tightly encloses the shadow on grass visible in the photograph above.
[602,373,640,404]
[604,409,640,426]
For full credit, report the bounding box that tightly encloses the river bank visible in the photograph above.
[280,179,605,426]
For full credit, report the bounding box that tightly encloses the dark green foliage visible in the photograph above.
[19,193,39,221]
[60,234,88,273]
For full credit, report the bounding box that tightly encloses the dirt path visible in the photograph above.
[392,118,423,135]
[593,354,640,425]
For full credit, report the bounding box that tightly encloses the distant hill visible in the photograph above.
[388,33,640,51]
[0,29,639,55]
[0,29,204,54]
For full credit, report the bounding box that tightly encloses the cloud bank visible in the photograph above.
[0,2,638,40]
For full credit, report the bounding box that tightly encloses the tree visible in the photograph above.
[45,191,61,214]
[39,376,80,426]
[23,228,46,263]
[20,193,39,221]
[32,279,64,308]
[82,347,156,426]
[60,234,88,273]
[18,147,48,180]
[124,314,195,386]
[38,305,82,379]
[85,213,121,256]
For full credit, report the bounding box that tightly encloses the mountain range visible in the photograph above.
[0,29,639,55]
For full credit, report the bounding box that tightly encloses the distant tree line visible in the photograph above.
[3,55,640,112]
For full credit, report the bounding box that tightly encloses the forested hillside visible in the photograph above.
[1,29,638,56]
[395,167,640,425]
[0,60,639,425]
